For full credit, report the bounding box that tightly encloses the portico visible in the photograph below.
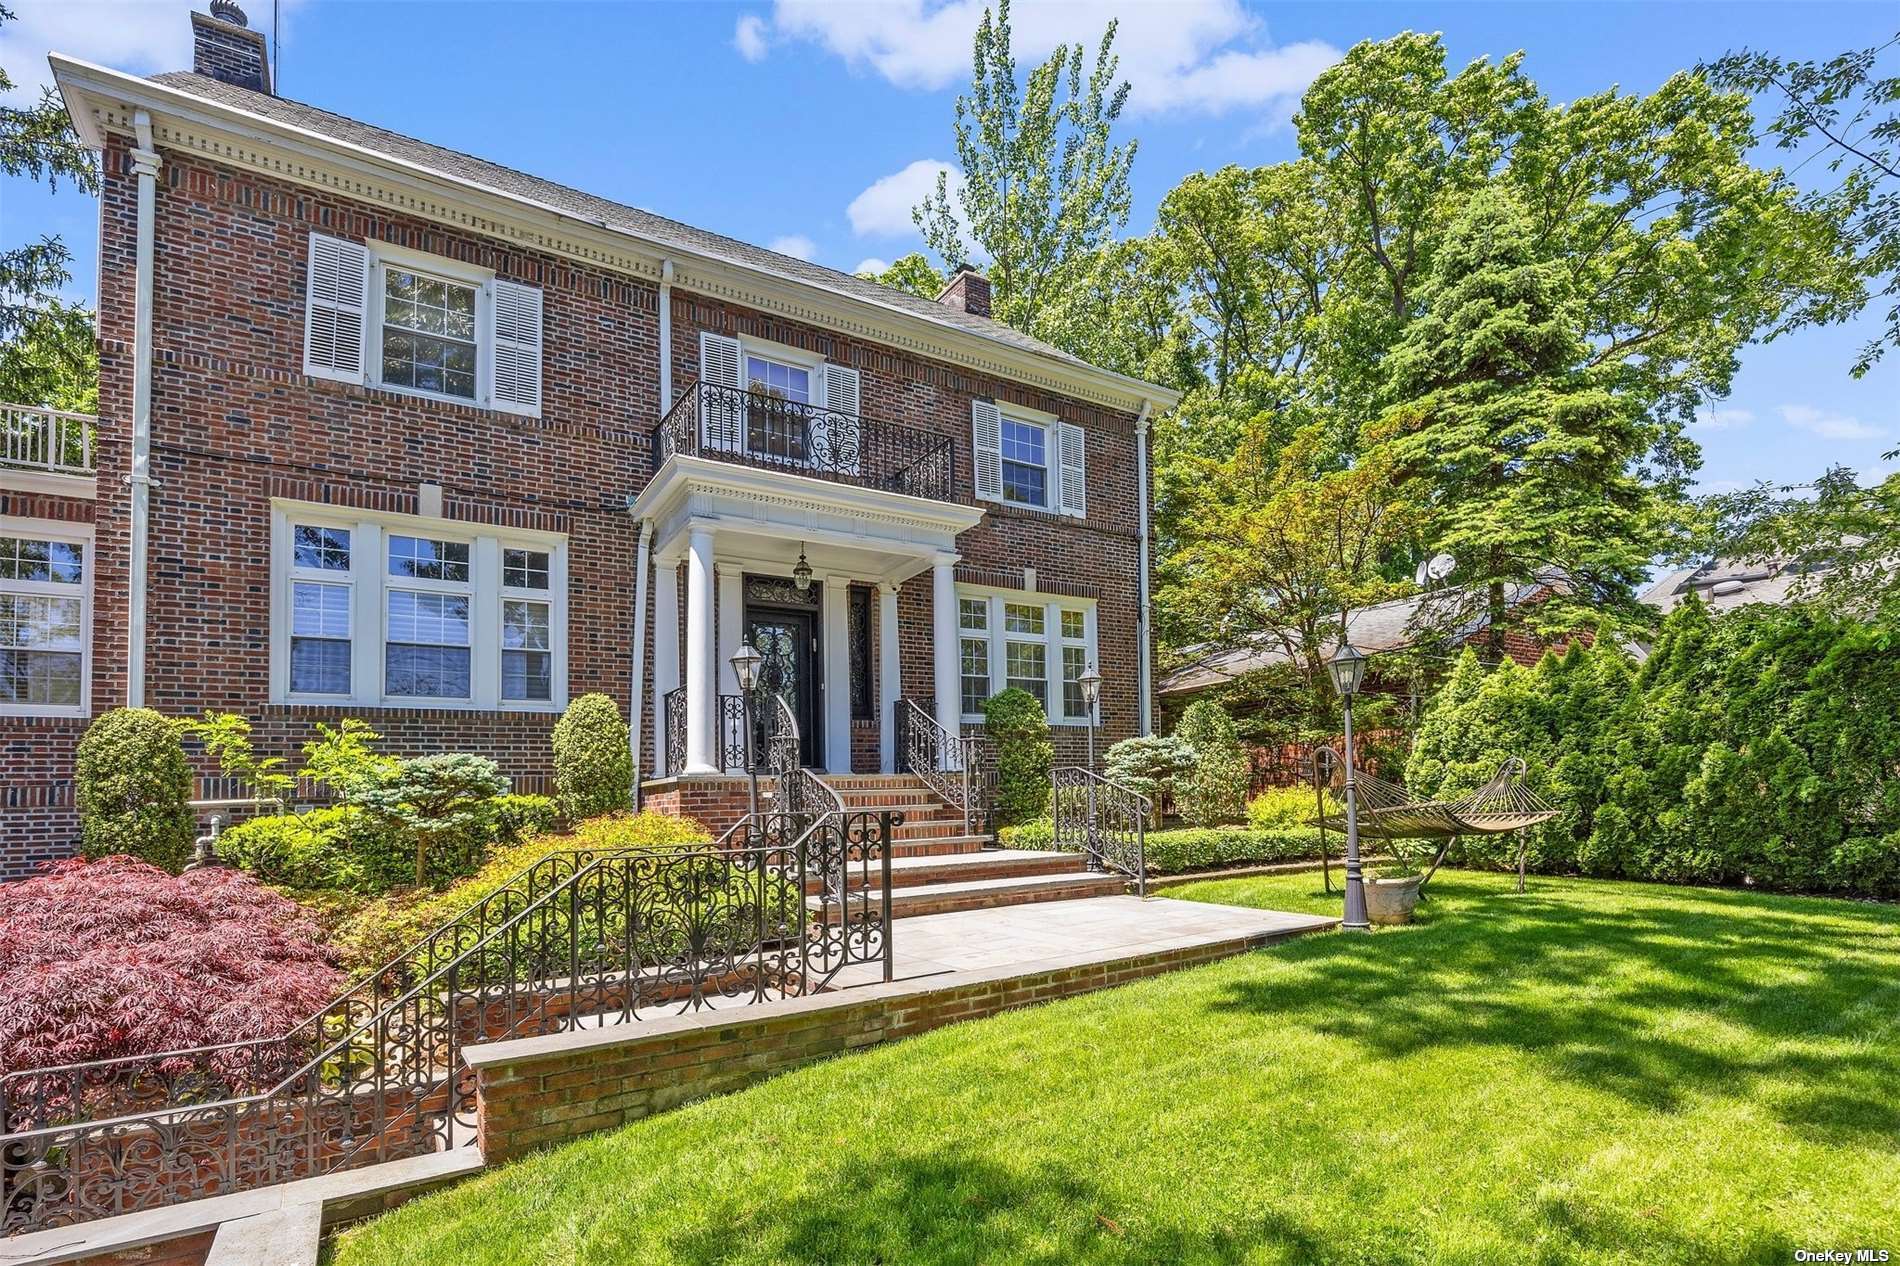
[628,454,985,779]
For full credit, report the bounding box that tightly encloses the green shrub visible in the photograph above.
[983,688,1052,826]
[75,708,195,870]
[181,712,294,805]
[1141,826,1328,874]
[493,793,560,844]
[998,817,1054,848]
[299,719,399,806]
[552,694,632,820]
[334,811,711,975]
[1104,734,1193,828]
[1173,700,1251,826]
[216,806,410,893]
[358,753,509,887]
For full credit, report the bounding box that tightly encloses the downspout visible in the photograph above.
[127,111,161,708]
[628,517,650,810]
[1135,401,1155,736]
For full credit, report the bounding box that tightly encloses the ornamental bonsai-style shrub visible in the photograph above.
[1173,700,1252,827]
[983,688,1052,826]
[74,707,195,871]
[1104,734,1193,829]
[552,693,632,820]
[0,857,340,1085]
[358,753,510,887]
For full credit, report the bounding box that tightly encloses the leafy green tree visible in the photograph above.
[181,712,295,806]
[914,0,1135,340]
[857,253,946,300]
[1375,188,1661,650]
[299,719,400,807]
[1172,700,1251,827]
[1705,32,1899,376]
[0,4,101,411]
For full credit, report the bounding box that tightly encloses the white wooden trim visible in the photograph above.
[0,516,94,718]
[952,580,1098,727]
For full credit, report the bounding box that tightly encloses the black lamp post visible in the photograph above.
[1328,642,1371,932]
[1079,665,1103,772]
[730,641,765,822]
[1078,664,1104,872]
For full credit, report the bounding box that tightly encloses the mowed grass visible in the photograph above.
[328,871,1900,1266]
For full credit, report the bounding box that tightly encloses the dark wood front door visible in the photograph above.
[746,606,821,767]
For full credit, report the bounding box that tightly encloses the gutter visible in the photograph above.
[1135,401,1155,735]
[126,109,160,708]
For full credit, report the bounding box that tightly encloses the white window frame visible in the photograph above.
[269,500,568,713]
[0,517,92,718]
[366,242,496,411]
[285,524,356,701]
[998,412,1052,510]
[499,547,555,704]
[738,335,824,464]
[954,582,1097,727]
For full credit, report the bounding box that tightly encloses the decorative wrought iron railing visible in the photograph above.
[893,697,995,836]
[1052,766,1150,897]
[661,689,750,776]
[0,818,894,1235]
[0,403,95,476]
[652,381,956,503]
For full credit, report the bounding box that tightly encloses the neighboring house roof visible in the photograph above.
[1639,552,1861,616]
[1158,581,1554,696]
[125,66,1154,401]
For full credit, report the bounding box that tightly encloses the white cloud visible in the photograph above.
[761,0,1339,117]
[733,14,769,63]
[1693,406,1754,432]
[854,257,891,276]
[2,0,305,102]
[767,234,818,261]
[847,159,958,237]
[1779,405,1890,442]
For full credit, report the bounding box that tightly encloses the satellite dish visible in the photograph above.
[1426,552,1457,582]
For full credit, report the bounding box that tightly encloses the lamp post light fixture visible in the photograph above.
[730,641,765,822]
[1078,665,1104,772]
[1328,642,1372,932]
[1078,664,1105,873]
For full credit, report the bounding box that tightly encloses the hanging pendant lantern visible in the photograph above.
[792,546,813,592]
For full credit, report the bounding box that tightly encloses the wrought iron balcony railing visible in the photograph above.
[1,403,95,476]
[652,380,956,503]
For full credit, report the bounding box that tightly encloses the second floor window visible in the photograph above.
[381,269,477,400]
[1000,419,1048,508]
[745,354,812,461]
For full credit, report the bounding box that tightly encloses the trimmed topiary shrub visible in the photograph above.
[552,693,632,820]
[0,857,340,1085]
[983,688,1052,826]
[75,707,195,871]
[1104,734,1193,829]
[1247,786,1341,832]
[358,753,509,887]
[1173,700,1252,826]
[493,793,560,844]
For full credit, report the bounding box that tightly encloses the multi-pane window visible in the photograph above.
[1061,609,1086,640]
[386,589,472,699]
[503,548,549,590]
[959,598,990,716]
[388,535,470,582]
[1000,418,1048,508]
[0,535,85,710]
[1003,602,1048,705]
[744,354,812,461]
[288,525,352,696]
[1062,645,1089,719]
[381,269,477,399]
[501,548,552,703]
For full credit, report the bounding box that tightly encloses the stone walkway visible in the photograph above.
[828,893,1335,989]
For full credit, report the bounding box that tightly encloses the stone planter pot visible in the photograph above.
[1364,874,1423,925]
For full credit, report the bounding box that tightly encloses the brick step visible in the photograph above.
[810,870,1127,919]
[802,849,1082,894]
[820,775,931,791]
[888,835,996,858]
[829,793,959,811]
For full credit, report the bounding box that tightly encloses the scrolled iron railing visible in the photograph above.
[0,403,95,476]
[661,690,754,776]
[0,819,894,1235]
[1052,766,1150,897]
[893,697,993,836]
[651,380,956,503]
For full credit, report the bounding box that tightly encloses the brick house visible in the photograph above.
[0,8,1177,878]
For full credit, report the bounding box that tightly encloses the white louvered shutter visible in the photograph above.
[972,399,1003,502]
[816,361,861,474]
[1057,422,1086,518]
[699,331,743,452]
[490,280,543,416]
[303,232,369,382]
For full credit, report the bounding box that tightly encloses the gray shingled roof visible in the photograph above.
[149,70,1101,375]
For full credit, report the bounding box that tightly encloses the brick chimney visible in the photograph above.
[192,2,272,94]
[937,266,992,319]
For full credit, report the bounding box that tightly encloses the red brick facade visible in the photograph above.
[0,103,1157,878]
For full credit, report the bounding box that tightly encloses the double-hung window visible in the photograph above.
[274,503,565,710]
[380,269,477,401]
[744,353,812,461]
[0,526,89,714]
[972,402,1086,518]
[1000,419,1048,508]
[385,536,472,700]
[955,587,1097,725]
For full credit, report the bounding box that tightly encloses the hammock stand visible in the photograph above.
[1309,750,1559,894]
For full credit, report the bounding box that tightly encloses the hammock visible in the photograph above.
[1309,751,1559,893]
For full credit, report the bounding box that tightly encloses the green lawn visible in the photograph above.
[329,871,1900,1266]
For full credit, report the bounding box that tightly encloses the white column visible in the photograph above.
[822,576,852,773]
[650,555,678,778]
[877,581,900,773]
[932,556,960,740]
[716,566,743,771]
[683,528,718,774]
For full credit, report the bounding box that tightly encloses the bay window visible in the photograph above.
[955,585,1097,725]
[272,502,565,710]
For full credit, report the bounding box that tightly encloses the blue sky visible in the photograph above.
[2,0,1894,493]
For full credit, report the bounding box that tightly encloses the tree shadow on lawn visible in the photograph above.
[1207,876,1900,1146]
[653,1149,1328,1266]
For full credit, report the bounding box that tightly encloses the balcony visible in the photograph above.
[652,381,956,504]
[1,404,96,477]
